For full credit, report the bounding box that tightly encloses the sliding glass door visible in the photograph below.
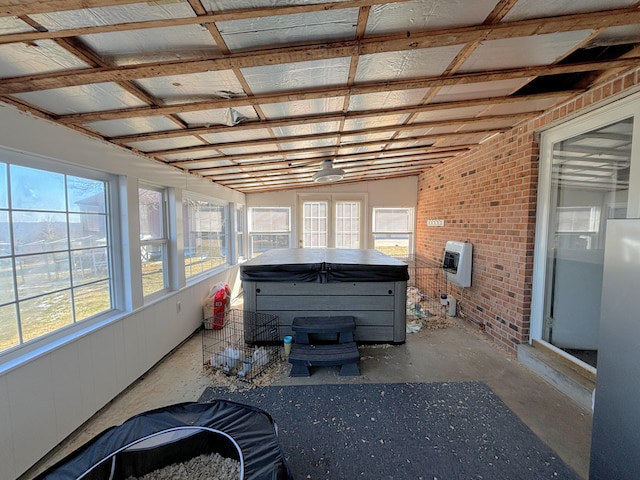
[533,97,640,368]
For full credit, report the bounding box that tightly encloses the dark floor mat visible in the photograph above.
[199,381,579,480]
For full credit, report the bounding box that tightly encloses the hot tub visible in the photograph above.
[240,248,409,343]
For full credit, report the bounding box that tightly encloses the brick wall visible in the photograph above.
[416,67,640,354]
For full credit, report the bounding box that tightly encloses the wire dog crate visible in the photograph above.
[396,255,450,319]
[202,309,279,383]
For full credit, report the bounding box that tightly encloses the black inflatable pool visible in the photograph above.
[34,401,292,480]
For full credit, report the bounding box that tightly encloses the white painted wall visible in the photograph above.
[246,176,419,248]
[0,104,243,479]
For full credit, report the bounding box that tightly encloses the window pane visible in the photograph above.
[20,291,73,342]
[373,233,410,256]
[16,252,71,298]
[73,281,111,321]
[250,207,290,231]
[10,165,66,211]
[72,248,108,285]
[0,210,11,256]
[0,257,15,304]
[236,205,245,260]
[139,188,164,240]
[70,213,107,249]
[141,245,165,296]
[0,163,7,209]
[13,212,69,254]
[250,234,290,255]
[68,176,106,213]
[0,304,18,351]
[336,201,359,249]
[373,208,411,232]
[183,197,227,278]
[303,202,327,248]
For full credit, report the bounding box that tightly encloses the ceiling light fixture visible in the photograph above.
[312,159,345,183]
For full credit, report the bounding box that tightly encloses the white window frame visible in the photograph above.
[182,193,228,280]
[0,147,120,361]
[138,184,170,300]
[248,206,291,257]
[371,207,415,256]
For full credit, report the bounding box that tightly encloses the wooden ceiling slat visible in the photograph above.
[2,8,640,95]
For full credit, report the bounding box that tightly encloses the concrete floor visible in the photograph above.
[20,316,593,480]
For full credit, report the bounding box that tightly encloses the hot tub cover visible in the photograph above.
[34,401,292,480]
[240,248,409,283]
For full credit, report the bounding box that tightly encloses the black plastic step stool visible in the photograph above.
[292,316,356,344]
[288,316,360,377]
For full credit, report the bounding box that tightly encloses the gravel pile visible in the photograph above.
[125,452,240,480]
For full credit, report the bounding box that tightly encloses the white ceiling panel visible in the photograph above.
[588,25,640,47]
[342,129,395,141]
[219,144,279,155]
[242,57,351,94]
[412,106,487,123]
[355,45,464,82]
[344,114,410,131]
[349,89,431,111]
[0,40,89,78]
[0,16,32,34]
[260,97,345,119]
[432,79,534,103]
[80,25,221,66]
[85,116,183,137]
[14,83,148,115]
[30,2,196,30]
[503,0,637,22]
[135,71,246,103]
[484,96,568,116]
[437,133,500,147]
[458,31,595,73]
[217,9,359,51]
[279,138,338,150]
[367,0,499,33]
[200,128,271,144]
[174,159,234,170]
[272,121,341,138]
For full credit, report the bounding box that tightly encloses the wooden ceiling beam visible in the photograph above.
[2,8,640,94]
[60,85,577,126]
[145,114,527,157]
[113,106,546,144]
[0,0,413,19]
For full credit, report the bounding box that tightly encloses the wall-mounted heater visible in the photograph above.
[443,241,472,287]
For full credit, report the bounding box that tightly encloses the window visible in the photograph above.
[236,204,245,261]
[0,162,113,354]
[248,207,290,256]
[139,186,168,297]
[372,207,413,256]
[335,201,360,248]
[183,196,227,278]
[303,201,327,248]
[299,195,363,249]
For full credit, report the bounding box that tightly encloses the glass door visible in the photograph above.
[299,195,363,248]
[301,200,328,248]
[540,118,632,367]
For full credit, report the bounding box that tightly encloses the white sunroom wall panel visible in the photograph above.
[0,375,14,479]
[86,324,122,413]
[7,354,58,477]
[50,340,87,443]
